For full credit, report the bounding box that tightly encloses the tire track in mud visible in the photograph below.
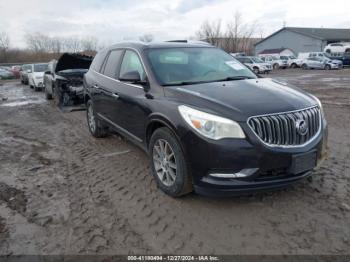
[58,111,207,254]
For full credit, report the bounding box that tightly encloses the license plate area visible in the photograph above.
[289,151,317,175]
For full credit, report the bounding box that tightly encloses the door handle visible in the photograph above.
[112,93,119,99]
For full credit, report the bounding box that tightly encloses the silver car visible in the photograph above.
[236,56,272,74]
[301,57,342,70]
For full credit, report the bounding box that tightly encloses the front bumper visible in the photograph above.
[34,79,44,88]
[180,119,328,197]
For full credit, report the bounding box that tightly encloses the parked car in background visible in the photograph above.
[301,57,342,70]
[43,53,92,106]
[28,63,49,91]
[230,52,246,57]
[342,53,350,66]
[20,64,32,84]
[259,55,288,69]
[9,66,21,78]
[84,42,327,197]
[280,55,303,68]
[324,42,350,54]
[236,56,272,74]
[0,68,16,80]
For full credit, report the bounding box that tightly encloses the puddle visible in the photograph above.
[1,99,45,107]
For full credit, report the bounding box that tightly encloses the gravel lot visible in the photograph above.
[0,69,349,255]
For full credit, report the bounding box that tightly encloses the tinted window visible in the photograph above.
[119,50,145,80]
[90,49,108,72]
[103,50,123,78]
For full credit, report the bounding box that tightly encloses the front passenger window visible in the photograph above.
[119,51,145,80]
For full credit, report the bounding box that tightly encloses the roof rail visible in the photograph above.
[166,40,188,43]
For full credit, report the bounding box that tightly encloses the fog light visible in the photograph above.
[210,168,258,178]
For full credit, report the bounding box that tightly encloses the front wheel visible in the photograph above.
[86,100,108,138]
[253,67,259,74]
[45,86,53,100]
[149,127,192,197]
[325,64,331,70]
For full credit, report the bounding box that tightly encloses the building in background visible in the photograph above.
[258,48,295,57]
[255,27,350,55]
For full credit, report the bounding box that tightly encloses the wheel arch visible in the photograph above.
[146,114,179,148]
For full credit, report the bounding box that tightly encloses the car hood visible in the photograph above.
[55,53,93,73]
[32,72,44,78]
[165,78,317,122]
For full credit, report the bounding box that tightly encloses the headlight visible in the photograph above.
[178,105,245,140]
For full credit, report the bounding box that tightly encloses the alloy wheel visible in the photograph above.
[153,139,177,187]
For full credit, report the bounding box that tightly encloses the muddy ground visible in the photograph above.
[0,69,349,255]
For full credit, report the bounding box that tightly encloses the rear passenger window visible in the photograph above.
[103,50,123,78]
[90,50,108,72]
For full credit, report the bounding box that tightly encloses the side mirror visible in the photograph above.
[120,71,141,83]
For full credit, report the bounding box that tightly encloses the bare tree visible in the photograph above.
[81,36,98,51]
[139,34,154,43]
[63,36,82,53]
[0,31,10,62]
[225,11,258,54]
[0,31,10,51]
[195,19,222,46]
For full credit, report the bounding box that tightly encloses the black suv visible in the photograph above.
[83,42,328,197]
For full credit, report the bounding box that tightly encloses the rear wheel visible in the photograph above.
[273,63,279,70]
[149,127,192,197]
[86,100,108,138]
[291,63,297,68]
[302,64,308,70]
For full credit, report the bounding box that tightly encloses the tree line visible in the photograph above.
[0,32,100,64]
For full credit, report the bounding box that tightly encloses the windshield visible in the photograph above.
[251,57,264,63]
[146,47,256,86]
[34,64,48,72]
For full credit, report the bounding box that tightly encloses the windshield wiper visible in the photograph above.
[216,76,255,82]
[163,80,209,86]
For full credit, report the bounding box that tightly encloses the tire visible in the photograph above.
[149,127,193,197]
[302,64,308,70]
[253,67,259,74]
[273,63,279,70]
[45,86,53,100]
[325,64,331,70]
[86,100,108,138]
[291,63,297,68]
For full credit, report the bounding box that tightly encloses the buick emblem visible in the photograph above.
[296,119,308,136]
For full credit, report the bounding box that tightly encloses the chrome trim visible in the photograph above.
[92,70,144,90]
[247,105,322,148]
[97,113,143,143]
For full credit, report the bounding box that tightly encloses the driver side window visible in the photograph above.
[119,50,146,80]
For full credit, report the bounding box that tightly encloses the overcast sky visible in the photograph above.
[1,0,350,48]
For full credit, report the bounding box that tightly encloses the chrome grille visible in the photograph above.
[248,106,321,146]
